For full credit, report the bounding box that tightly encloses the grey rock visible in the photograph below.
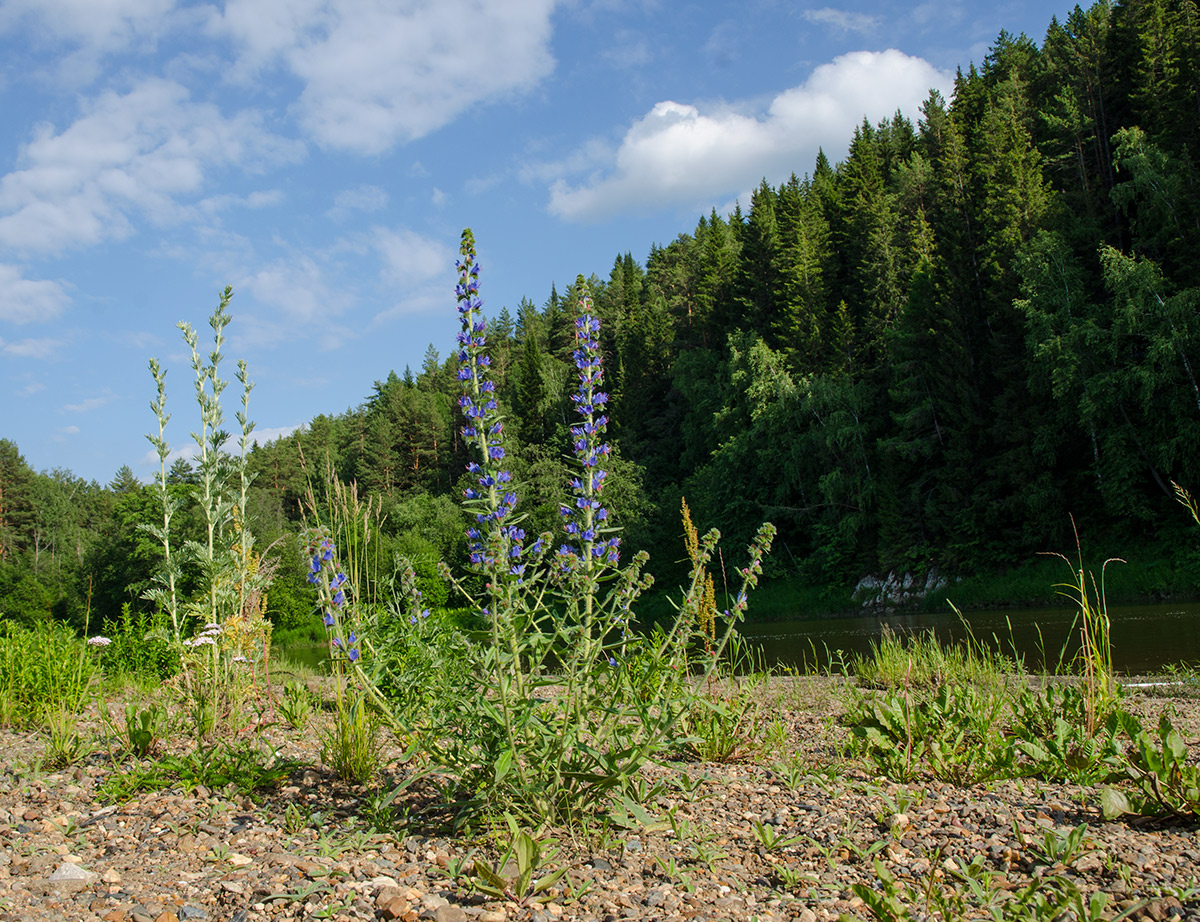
[48,862,98,882]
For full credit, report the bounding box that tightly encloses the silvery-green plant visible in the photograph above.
[142,358,185,644]
[144,288,271,734]
[178,289,235,631]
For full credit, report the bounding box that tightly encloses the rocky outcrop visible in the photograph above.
[853,569,949,610]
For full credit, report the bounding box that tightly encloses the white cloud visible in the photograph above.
[240,255,346,327]
[250,423,303,446]
[0,336,65,359]
[0,78,303,255]
[215,0,560,153]
[57,425,80,435]
[0,265,71,323]
[62,394,114,412]
[373,227,451,287]
[327,184,388,220]
[547,49,953,221]
[0,0,176,53]
[802,8,880,35]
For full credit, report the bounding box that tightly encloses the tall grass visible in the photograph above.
[850,618,1019,693]
[0,621,98,727]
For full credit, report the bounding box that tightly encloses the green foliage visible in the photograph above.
[850,623,1016,692]
[854,855,1117,922]
[98,605,180,682]
[1102,712,1200,820]
[845,683,1013,785]
[320,693,381,785]
[122,702,170,759]
[0,621,97,727]
[43,710,94,769]
[1010,683,1125,783]
[98,740,302,803]
[467,816,568,906]
[279,680,315,730]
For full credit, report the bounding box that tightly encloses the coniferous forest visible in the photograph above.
[3,0,1200,631]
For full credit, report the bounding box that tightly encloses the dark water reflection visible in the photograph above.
[279,602,1200,677]
[736,602,1200,675]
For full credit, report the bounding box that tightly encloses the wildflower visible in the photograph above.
[454,228,524,576]
[87,636,112,647]
[559,279,618,571]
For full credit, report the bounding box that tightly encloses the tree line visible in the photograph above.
[3,0,1199,631]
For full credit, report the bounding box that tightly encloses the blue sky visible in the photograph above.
[1,0,1069,485]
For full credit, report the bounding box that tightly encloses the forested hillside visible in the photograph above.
[3,0,1200,628]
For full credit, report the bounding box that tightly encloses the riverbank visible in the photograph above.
[631,543,1200,625]
[2,675,1199,922]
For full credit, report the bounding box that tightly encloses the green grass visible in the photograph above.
[850,621,1018,692]
[0,620,98,728]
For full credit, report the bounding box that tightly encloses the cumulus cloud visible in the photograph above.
[0,265,71,323]
[214,0,559,154]
[547,49,953,221]
[802,8,880,34]
[0,78,302,255]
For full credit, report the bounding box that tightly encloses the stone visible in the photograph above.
[433,906,468,922]
[177,909,207,921]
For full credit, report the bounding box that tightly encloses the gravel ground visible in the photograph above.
[2,676,1199,922]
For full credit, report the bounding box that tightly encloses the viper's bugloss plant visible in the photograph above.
[302,529,396,731]
[416,231,775,828]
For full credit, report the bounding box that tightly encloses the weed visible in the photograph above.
[1103,712,1200,819]
[320,692,381,785]
[279,680,314,730]
[467,815,568,905]
[751,819,806,852]
[123,702,170,759]
[43,710,93,769]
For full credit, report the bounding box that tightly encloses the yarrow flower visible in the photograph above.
[558,279,620,571]
[87,636,112,647]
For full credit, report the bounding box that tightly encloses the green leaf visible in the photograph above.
[1099,787,1132,819]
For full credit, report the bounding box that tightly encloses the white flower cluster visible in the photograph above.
[182,623,223,649]
[87,636,112,647]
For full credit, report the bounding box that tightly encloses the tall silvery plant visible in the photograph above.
[145,288,268,731]
[142,358,184,645]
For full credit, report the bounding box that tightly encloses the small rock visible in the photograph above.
[433,907,469,922]
[177,908,207,921]
[226,853,252,868]
[49,861,98,881]
[101,869,122,884]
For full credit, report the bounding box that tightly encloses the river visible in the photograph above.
[737,601,1200,675]
[278,601,1200,677]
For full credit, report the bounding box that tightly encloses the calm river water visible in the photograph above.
[737,601,1200,675]
[280,602,1200,676]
